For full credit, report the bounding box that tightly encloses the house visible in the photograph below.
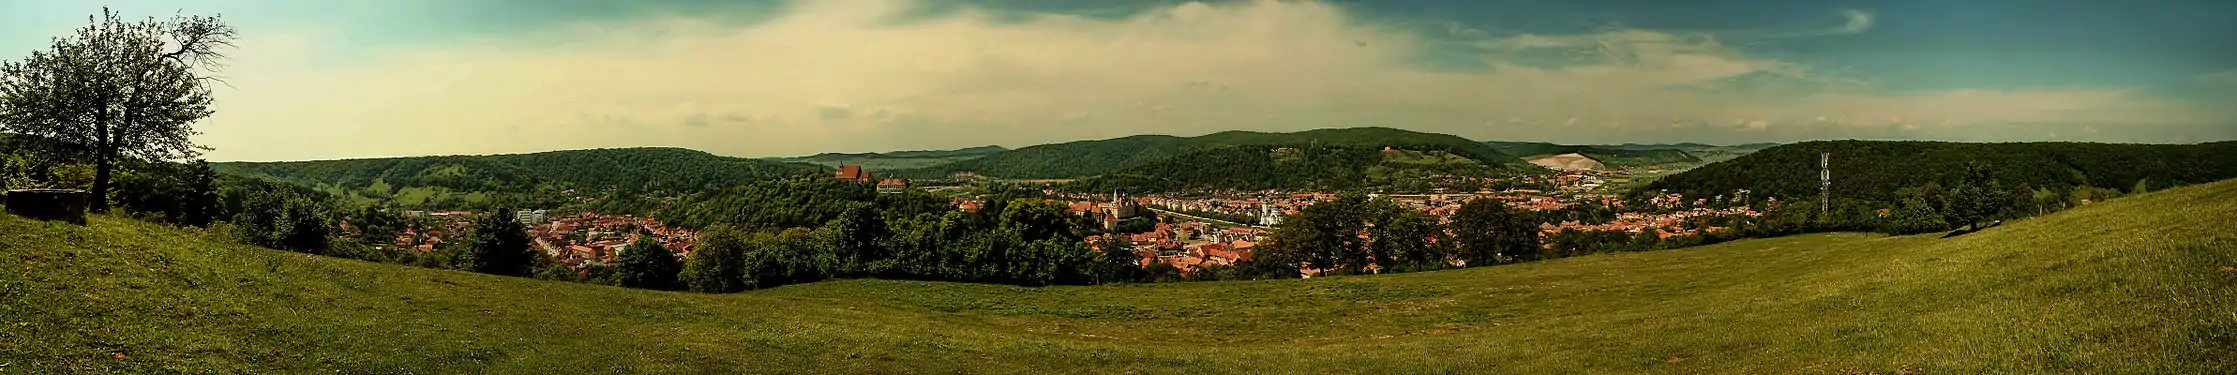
[876,178,911,193]
[835,165,873,182]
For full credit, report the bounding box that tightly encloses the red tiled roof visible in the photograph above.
[836,165,872,181]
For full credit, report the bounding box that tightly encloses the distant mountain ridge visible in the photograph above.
[908,127,1526,179]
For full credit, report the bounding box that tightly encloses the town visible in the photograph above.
[376,160,1763,279]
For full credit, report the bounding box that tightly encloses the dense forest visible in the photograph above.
[904,127,1526,179]
[1066,145,1518,193]
[1643,140,2237,206]
[212,147,828,208]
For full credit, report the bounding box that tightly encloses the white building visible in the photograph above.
[1257,202,1284,226]
[515,209,548,225]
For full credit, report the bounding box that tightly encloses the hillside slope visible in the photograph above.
[6,180,2236,373]
[1643,140,2237,204]
[914,127,1522,179]
[213,147,827,202]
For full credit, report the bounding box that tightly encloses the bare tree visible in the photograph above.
[0,8,235,212]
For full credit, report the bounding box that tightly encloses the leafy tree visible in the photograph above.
[997,199,1086,243]
[1944,163,2004,231]
[279,200,331,253]
[829,205,890,277]
[614,235,681,290]
[0,9,235,212]
[1880,195,1949,235]
[1366,198,1441,272]
[462,209,536,276]
[1449,197,1541,265]
[1265,192,1370,275]
[225,184,331,254]
[743,228,839,289]
[1091,234,1141,283]
[681,226,752,293]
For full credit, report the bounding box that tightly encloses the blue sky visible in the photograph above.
[3,0,2233,161]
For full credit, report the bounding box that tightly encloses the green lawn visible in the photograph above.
[4,179,2236,374]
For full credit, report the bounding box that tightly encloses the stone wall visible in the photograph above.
[4,189,89,225]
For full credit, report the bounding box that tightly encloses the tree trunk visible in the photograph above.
[89,156,113,213]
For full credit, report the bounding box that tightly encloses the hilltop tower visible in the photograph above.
[1820,152,1830,214]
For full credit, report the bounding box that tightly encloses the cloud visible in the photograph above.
[191,0,2227,161]
[1831,9,1874,35]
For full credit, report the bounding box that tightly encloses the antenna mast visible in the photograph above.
[1819,152,1830,214]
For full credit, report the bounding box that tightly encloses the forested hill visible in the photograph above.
[1068,145,1513,193]
[213,147,828,197]
[1642,140,2237,204]
[907,127,1523,179]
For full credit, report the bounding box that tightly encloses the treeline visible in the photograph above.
[1735,162,2103,237]
[1067,145,1514,194]
[568,180,1149,291]
[1234,193,1543,277]
[212,147,829,207]
[1645,140,2237,208]
[908,127,1524,179]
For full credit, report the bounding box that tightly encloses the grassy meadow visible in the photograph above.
[4,179,2236,373]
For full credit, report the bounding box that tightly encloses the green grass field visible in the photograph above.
[5,180,2236,374]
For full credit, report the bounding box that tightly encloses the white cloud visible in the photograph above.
[193,0,2218,160]
[1831,9,1875,35]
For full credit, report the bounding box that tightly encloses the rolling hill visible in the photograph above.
[1643,140,2237,205]
[212,148,827,206]
[1069,145,1506,193]
[909,127,1524,179]
[768,145,1008,171]
[8,176,2235,373]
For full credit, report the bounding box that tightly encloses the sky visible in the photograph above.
[3,0,2235,161]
